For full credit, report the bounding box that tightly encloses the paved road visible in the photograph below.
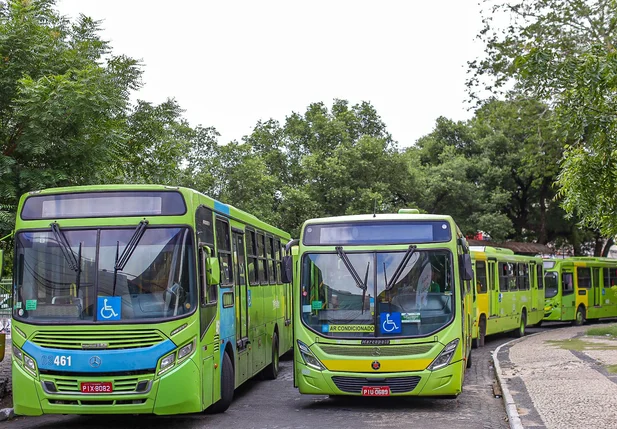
[4,333,518,429]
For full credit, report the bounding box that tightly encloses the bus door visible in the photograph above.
[233,230,250,384]
[488,260,498,318]
[530,262,538,311]
[561,270,575,320]
[592,267,601,308]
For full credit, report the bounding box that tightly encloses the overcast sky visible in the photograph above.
[55,0,486,148]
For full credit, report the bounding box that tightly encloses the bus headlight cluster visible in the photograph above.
[158,338,196,375]
[297,340,326,371]
[428,339,459,371]
[13,344,37,376]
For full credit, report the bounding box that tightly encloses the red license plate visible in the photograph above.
[362,386,390,396]
[80,382,113,393]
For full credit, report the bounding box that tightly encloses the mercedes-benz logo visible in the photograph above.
[89,356,102,368]
[372,347,381,357]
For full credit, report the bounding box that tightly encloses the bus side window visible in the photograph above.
[562,273,574,295]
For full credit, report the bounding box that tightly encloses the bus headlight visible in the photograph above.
[159,353,176,374]
[297,340,326,371]
[24,354,37,374]
[428,339,459,371]
[13,345,23,361]
[177,339,195,360]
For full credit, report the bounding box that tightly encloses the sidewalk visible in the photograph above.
[494,324,617,429]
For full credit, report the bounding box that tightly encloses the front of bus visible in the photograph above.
[293,214,470,397]
[543,260,562,321]
[11,186,201,415]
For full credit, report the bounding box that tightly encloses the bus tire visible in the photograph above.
[514,311,526,338]
[573,306,586,326]
[262,331,279,380]
[208,352,234,414]
[478,316,486,347]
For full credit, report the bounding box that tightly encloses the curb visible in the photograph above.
[0,407,14,422]
[492,332,543,429]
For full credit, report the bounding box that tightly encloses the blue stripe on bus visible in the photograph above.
[213,200,230,215]
[22,339,176,373]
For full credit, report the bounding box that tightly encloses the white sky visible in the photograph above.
[56,0,486,148]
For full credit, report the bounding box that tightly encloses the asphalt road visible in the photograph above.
[4,331,527,429]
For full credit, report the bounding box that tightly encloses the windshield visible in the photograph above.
[544,271,559,298]
[300,250,454,338]
[14,226,195,323]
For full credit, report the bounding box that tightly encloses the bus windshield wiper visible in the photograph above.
[335,246,368,292]
[50,222,82,297]
[385,245,417,291]
[336,246,370,314]
[113,220,149,295]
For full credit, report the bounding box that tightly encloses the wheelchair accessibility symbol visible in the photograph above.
[97,296,121,321]
[380,312,402,334]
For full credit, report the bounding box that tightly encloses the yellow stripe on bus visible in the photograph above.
[321,359,432,372]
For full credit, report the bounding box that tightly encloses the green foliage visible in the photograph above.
[469,0,617,237]
[586,324,617,338]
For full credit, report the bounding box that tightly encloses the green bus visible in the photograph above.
[470,246,544,347]
[544,257,617,325]
[287,209,474,398]
[11,185,292,415]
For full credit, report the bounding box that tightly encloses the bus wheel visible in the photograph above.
[573,306,586,326]
[208,352,234,414]
[514,311,526,338]
[262,332,279,380]
[478,317,486,348]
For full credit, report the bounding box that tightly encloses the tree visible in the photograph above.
[468,0,617,238]
[0,0,141,235]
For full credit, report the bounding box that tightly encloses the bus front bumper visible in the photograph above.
[12,355,201,416]
[295,358,464,397]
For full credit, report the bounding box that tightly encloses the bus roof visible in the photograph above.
[18,184,290,239]
[302,213,455,225]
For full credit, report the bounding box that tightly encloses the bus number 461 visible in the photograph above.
[53,356,72,366]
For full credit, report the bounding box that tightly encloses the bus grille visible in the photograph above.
[31,330,166,350]
[318,344,434,357]
[331,376,421,394]
[42,375,152,395]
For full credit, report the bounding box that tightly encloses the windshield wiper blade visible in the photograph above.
[385,245,417,291]
[113,220,149,295]
[50,222,80,272]
[335,246,367,292]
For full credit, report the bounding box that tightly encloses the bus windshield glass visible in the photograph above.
[14,226,195,323]
[544,271,559,298]
[300,249,454,338]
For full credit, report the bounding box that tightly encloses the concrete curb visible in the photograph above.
[492,332,543,429]
[0,407,14,422]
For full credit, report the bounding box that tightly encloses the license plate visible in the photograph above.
[361,386,390,396]
[80,382,113,393]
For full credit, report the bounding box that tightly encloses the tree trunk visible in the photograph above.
[602,237,614,257]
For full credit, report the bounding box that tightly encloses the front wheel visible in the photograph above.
[262,332,279,380]
[207,352,234,414]
[514,312,526,338]
[573,306,586,326]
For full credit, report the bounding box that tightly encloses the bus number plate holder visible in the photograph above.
[80,382,113,393]
[361,386,390,396]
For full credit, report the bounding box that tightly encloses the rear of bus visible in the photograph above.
[290,212,474,398]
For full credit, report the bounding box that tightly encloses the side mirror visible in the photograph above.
[281,255,293,284]
[461,254,473,281]
[203,246,220,286]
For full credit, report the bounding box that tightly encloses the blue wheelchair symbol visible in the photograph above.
[380,312,402,334]
[97,296,121,321]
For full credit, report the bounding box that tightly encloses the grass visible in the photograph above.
[546,338,617,352]
[585,324,617,338]
[608,365,617,374]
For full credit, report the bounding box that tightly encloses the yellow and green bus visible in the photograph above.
[470,246,544,347]
[11,184,292,416]
[544,257,617,325]
[285,209,474,398]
